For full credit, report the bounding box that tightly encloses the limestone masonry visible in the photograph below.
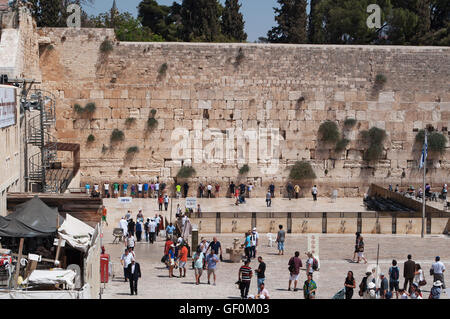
[34,28,450,197]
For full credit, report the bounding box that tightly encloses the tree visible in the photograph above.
[221,0,247,42]
[180,0,223,42]
[308,0,322,43]
[138,0,181,41]
[267,0,308,43]
[38,0,62,27]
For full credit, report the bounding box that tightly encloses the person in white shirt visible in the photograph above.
[207,184,213,198]
[414,264,425,287]
[104,182,110,198]
[431,256,446,289]
[126,233,135,250]
[154,214,161,236]
[306,252,314,276]
[148,219,157,244]
[155,182,160,195]
[119,217,128,241]
[311,185,318,201]
[250,228,259,259]
[138,183,143,198]
[256,283,270,299]
[120,248,133,282]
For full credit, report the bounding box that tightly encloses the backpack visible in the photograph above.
[390,266,399,281]
[312,258,319,271]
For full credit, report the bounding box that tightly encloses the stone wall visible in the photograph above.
[36,28,450,197]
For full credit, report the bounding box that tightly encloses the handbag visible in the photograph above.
[161,255,167,263]
[419,279,427,286]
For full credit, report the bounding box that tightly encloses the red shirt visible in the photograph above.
[164,240,173,255]
[158,196,163,204]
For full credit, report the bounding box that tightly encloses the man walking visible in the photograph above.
[178,243,188,278]
[276,225,285,255]
[250,228,259,259]
[303,273,317,299]
[312,185,318,201]
[206,249,219,285]
[126,258,141,295]
[255,256,266,294]
[101,205,108,227]
[378,273,389,299]
[238,259,252,299]
[148,218,157,244]
[266,190,272,207]
[207,237,223,261]
[207,183,213,198]
[403,254,416,293]
[431,256,446,289]
[288,251,302,291]
[120,248,133,282]
[164,194,169,211]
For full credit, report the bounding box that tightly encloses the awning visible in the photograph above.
[58,214,94,252]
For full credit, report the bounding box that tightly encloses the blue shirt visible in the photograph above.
[123,183,128,190]
[85,184,90,189]
[245,235,251,248]
[143,183,149,191]
[206,254,218,269]
[166,225,175,234]
[136,222,142,232]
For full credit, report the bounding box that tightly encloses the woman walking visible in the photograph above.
[414,264,426,288]
[344,271,356,299]
[356,236,368,264]
[168,244,176,278]
[193,247,205,285]
[352,232,361,262]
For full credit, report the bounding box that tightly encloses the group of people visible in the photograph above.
[349,254,446,299]
[390,183,448,203]
[86,180,168,198]
[119,210,164,244]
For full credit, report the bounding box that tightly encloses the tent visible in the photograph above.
[58,214,94,253]
[0,196,63,238]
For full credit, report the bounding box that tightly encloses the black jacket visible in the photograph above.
[404,260,416,279]
[126,263,141,281]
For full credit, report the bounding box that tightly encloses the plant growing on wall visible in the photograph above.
[100,39,114,53]
[127,146,139,154]
[177,166,196,178]
[289,161,316,180]
[147,109,158,130]
[318,121,340,144]
[415,130,447,154]
[84,102,96,114]
[74,103,84,114]
[374,73,387,90]
[344,118,357,128]
[110,129,125,143]
[74,103,96,117]
[335,138,349,153]
[361,127,387,161]
[158,63,168,79]
[87,134,95,143]
[118,169,123,176]
[125,117,136,127]
[101,144,108,154]
[234,48,245,67]
[238,164,250,175]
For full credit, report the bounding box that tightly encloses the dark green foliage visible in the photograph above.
[268,0,308,43]
[180,0,223,42]
[110,129,125,143]
[238,164,250,175]
[74,104,83,114]
[289,161,316,180]
[150,109,157,116]
[318,121,340,144]
[375,74,387,88]
[415,130,447,154]
[147,118,158,130]
[87,134,95,143]
[361,127,387,160]
[127,146,139,154]
[138,0,181,41]
[158,63,168,76]
[84,102,96,114]
[125,117,136,127]
[344,118,357,128]
[100,39,114,53]
[177,166,196,178]
[335,138,350,153]
[222,0,247,42]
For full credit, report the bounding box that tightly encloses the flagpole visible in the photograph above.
[421,131,427,239]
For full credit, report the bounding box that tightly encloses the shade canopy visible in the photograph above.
[0,196,63,238]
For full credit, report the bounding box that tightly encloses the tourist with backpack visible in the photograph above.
[288,251,302,291]
[305,252,319,277]
[389,259,400,298]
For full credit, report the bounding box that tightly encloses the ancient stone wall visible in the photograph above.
[37,28,450,197]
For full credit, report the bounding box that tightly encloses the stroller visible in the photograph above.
[332,288,346,299]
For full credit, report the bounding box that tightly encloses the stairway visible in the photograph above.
[26,90,59,193]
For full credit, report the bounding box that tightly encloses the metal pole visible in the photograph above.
[421,131,427,239]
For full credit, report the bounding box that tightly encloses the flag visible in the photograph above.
[419,132,428,169]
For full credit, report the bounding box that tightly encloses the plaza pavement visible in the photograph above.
[101,227,450,299]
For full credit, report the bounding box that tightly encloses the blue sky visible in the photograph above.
[83,0,310,42]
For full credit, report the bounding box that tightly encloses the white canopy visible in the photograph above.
[22,269,77,290]
[58,214,94,252]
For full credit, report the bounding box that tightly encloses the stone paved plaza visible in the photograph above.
[101,229,450,299]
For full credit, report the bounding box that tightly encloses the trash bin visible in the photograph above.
[100,254,110,283]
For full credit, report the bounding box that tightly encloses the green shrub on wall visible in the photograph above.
[100,39,114,53]
[125,117,136,127]
[361,127,387,160]
[344,118,357,128]
[177,166,196,178]
[289,161,316,180]
[335,138,349,153]
[318,121,340,144]
[415,130,447,154]
[87,134,95,143]
[239,164,250,175]
[110,129,125,143]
